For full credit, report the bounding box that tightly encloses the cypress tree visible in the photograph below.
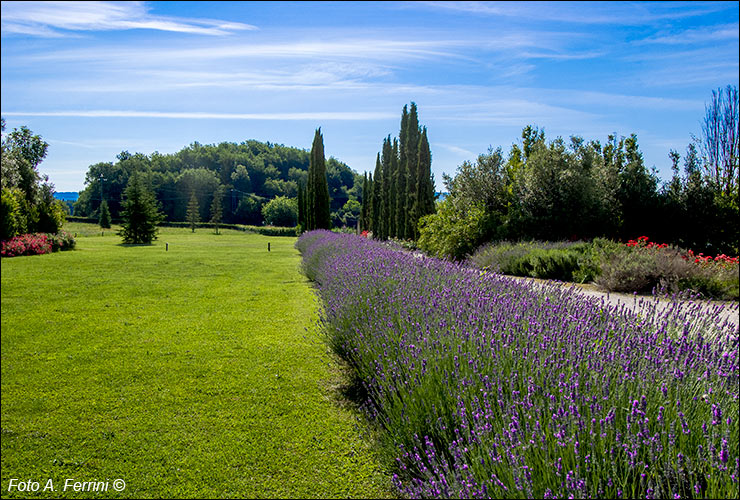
[297,182,306,232]
[360,173,368,231]
[186,190,200,232]
[371,153,383,238]
[98,199,111,229]
[405,102,421,239]
[413,126,435,238]
[366,173,374,234]
[396,105,409,239]
[381,136,393,240]
[118,171,163,244]
[307,128,331,230]
[389,138,399,238]
[306,177,314,231]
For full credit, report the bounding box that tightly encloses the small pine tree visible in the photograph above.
[210,187,223,234]
[98,199,111,229]
[118,171,163,244]
[186,190,200,232]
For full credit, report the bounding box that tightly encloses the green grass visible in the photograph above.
[1,223,392,498]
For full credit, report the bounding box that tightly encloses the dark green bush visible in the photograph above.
[470,240,599,282]
[45,230,76,252]
[253,225,297,237]
[157,221,297,236]
[417,199,491,260]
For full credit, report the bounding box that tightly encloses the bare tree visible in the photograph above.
[700,85,739,196]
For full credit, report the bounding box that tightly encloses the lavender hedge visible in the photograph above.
[296,230,739,499]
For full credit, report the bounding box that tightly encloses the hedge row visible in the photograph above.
[65,217,298,237]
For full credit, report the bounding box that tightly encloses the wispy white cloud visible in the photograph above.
[637,23,739,45]
[2,110,396,121]
[28,38,467,65]
[424,99,598,126]
[436,143,477,157]
[637,61,740,87]
[518,50,605,60]
[413,1,728,25]
[0,1,256,37]
[534,88,703,111]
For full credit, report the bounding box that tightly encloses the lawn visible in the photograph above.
[1,224,391,498]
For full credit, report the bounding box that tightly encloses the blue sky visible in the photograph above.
[1,1,738,192]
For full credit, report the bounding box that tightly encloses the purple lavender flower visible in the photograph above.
[296,230,740,499]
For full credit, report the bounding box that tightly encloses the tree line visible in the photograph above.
[417,85,739,259]
[358,102,436,240]
[73,139,361,228]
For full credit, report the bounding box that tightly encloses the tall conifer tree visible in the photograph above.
[396,106,409,239]
[307,128,331,230]
[360,173,368,231]
[404,102,421,238]
[366,173,374,233]
[371,153,383,238]
[389,138,399,238]
[413,126,435,238]
[381,136,393,240]
[297,182,306,231]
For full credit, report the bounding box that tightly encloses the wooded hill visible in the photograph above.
[74,140,361,226]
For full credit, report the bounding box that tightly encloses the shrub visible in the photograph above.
[0,187,26,240]
[45,230,76,252]
[1,231,76,257]
[262,196,298,227]
[596,237,739,300]
[253,225,297,237]
[35,196,66,234]
[1,233,51,257]
[417,198,489,260]
[470,240,600,283]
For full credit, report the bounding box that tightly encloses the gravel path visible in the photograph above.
[508,276,740,331]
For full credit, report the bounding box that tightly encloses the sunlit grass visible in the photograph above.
[1,224,391,498]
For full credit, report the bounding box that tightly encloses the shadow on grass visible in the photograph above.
[116,243,157,247]
[338,373,370,409]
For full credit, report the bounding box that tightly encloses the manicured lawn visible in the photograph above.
[1,224,391,498]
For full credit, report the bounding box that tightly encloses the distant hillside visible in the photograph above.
[54,192,79,201]
[74,140,362,226]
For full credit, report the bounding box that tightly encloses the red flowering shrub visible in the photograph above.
[1,233,52,257]
[1,231,76,258]
[610,236,739,299]
[626,236,738,266]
